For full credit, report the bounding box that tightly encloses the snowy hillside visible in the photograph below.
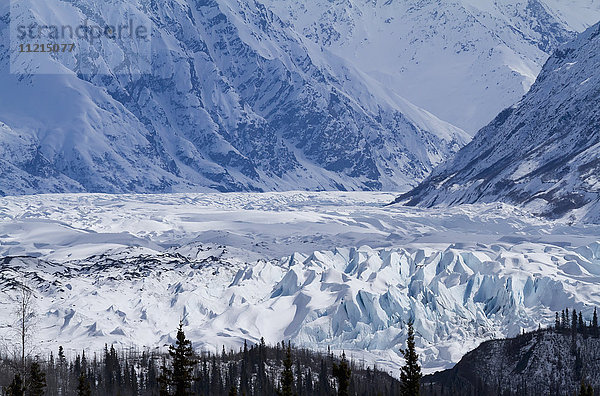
[0,0,468,195]
[1,192,600,374]
[262,0,600,133]
[398,22,600,223]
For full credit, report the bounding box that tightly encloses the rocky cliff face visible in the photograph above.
[424,329,600,395]
[398,22,600,223]
[0,0,468,195]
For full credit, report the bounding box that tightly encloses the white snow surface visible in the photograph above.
[261,0,600,133]
[1,192,600,376]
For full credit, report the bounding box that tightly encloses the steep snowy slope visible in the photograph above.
[262,0,600,133]
[0,0,468,195]
[398,22,600,223]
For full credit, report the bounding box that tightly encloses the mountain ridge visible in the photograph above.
[396,21,600,223]
[260,0,600,133]
[0,0,468,195]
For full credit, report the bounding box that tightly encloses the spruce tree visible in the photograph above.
[5,373,25,396]
[572,309,578,342]
[28,361,47,396]
[555,312,560,331]
[280,344,294,396]
[147,355,159,394]
[258,337,267,391]
[305,367,314,394]
[317,359,330,396]
[210,355,222,395]
[579,381,594,396]
[58,346,66,367]
[295,359,303,396]
[81,350,87,375]
[400,322,422,396]
[240,340,250,394]
[77,373,92,396]
[158,357,171,396]
[131,363,139,396]
[167,321,197,396]
[332,352,351,396]
[593,307,599,337]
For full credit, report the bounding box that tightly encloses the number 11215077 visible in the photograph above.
[19,43,76,53]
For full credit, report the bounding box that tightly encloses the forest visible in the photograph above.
[0,322,421,396]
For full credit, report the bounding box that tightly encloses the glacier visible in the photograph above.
[1,192,599,375]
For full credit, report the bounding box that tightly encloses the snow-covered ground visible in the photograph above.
[1,192,599,375]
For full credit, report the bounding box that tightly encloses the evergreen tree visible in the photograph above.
[147,355,159,394]
[317,359,330,396]
[58,346,66,367]
[199,357,209,395]
[332,352,351,396]
[81,350,88,375]
[304,367,314,395]
[579,381,594,396]
[130,363,139,396]
[165,321,197,396]
[578,312,585,332]
[6,373,25,396]
[258,337,267,392]
[28,361,47,396]
[104,344,121,394]
[77,372,92,396]
[295,359,303,396]
[74,354,82,378]
[280,344,294,396]
[572,309,579,343]
[593,307,599,337]
[210,355,222,395]
[240,340,250,395]
[555,312,560,330]
[400,322,422,396]
[159,357,171,396]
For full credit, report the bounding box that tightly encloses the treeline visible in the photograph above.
[554,307,599,337]
[0,322,405,395]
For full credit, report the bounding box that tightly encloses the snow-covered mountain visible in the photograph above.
[0,0,469,195]
[262,0,600,133]
[4,0,600,194]
[397,22,600,223]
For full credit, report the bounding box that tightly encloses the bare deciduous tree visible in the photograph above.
[11,279,37,375]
